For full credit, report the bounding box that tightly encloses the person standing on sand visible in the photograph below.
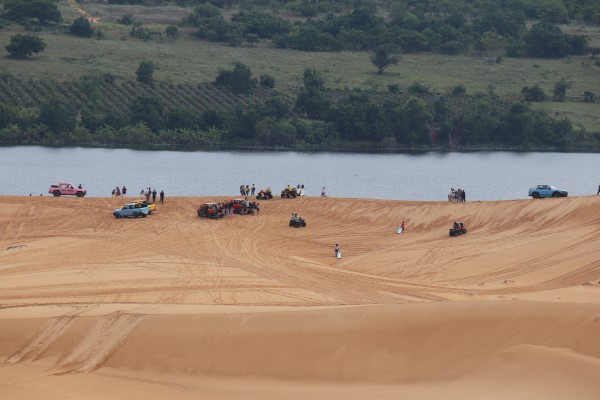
[597,185,600,195]
[401,221,405,231]
[335,244,339,257]
[152,189,157,203]
[251,184,255,196]
[122,186,127,197]
[160,190,164,203]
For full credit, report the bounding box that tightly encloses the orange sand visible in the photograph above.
[1,195,599,399]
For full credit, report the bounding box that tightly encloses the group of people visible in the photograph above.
[290,213,304,222]
[240,184,256,197]
[112,186,127,197]
[448,188,466,202]
[112,187,165,203]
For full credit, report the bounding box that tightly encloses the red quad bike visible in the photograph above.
[449,222,467,237]
[256,190,273,200]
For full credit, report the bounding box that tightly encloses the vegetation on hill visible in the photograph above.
[0,0,599,150]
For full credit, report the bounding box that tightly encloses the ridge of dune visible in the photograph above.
[1,195,600,399]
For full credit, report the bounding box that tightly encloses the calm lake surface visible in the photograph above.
[1,146,598,201]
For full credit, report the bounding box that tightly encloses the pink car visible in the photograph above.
[48,182,86,197]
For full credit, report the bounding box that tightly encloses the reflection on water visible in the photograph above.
[0,146,598,201]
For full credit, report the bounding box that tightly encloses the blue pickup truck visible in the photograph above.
[113,203,150,218]
[528,185,568,198]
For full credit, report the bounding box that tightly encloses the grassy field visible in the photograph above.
[0,0,599,130]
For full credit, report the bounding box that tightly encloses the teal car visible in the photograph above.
[113,203,150,218]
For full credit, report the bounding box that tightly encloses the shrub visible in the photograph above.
[408,82,430,95]
[165,26,179,40]
[521,84,547,102]
[117,14,135,25]
[387,84,400,94]
[259,74,275,88]
[69,17,94,38]
[451,84,466,96]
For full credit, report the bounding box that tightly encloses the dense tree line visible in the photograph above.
[179,0,591,58]
[0,65,591,150]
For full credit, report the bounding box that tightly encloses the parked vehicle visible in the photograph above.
[281,187,298,198]
[48,182,86,197]
[449,221,467,237]
[225,199,258,215]
[114,203,150,218]
[528,184,568,198]
[197,203,223,219]
[256,190,273,200]
[130,199,156,213]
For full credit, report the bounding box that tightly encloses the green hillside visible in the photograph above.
[0,0,599,150]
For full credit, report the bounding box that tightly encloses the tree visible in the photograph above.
[525,22,569,58]
[215,62,255,95]
[5,34,46,58]
[3,0,61,25]
[70,17,94,38]
[370,47,399,75]
[136,61,155,85]
[553,79,571,102]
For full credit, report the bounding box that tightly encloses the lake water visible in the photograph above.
[0,146,598,201]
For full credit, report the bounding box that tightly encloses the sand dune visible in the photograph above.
[1,195,599,398]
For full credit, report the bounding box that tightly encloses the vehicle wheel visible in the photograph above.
[114,213,121,219]
[148,210,152,215]
[133,212,140,218]
[463,228,468,234]
[76,192,83,197]
[142,213,147,218]
[53,191,61,197]
[532,192,540,199]
[552,192,560,198]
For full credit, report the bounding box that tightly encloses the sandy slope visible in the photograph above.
[1,195,599,399]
